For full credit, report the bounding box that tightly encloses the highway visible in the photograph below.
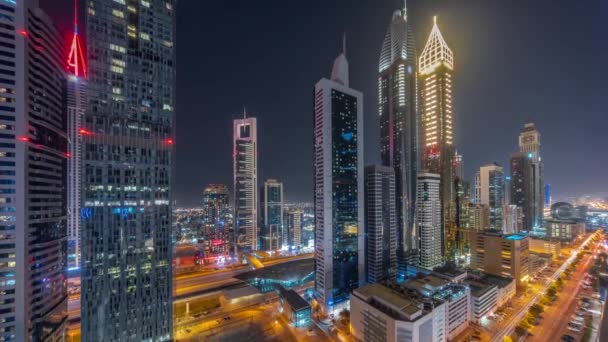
[491,231,600,342]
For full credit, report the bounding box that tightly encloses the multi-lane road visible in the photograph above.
[491,231,601,342]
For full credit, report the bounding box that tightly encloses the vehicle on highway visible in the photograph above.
[561,335,575,342]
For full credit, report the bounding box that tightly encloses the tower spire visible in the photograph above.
[243,106,247,119]
[342,32,346,57]
[403,0,407,21]
[67,0,87,78]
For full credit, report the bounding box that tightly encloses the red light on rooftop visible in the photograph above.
[67,0,87,78]
[163,138,174,145]
[18,29,28,37]
[65,152,71,158]
[18,136,29,142]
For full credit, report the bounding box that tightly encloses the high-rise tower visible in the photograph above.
[475,163,505,230]
[419,17,456,260]
[416,173,442,270]
[260,179,284,251]
[234,114,258,251]
[313,42,364,311]
[378,2,418,268]
[364,165,397,283]
[67,0,86,273]
[202,184,230,255]
[81,0,176,340]
[518,122,544,231]
[3,1,68,340]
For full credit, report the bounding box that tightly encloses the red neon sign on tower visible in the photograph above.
[67,0,87,78]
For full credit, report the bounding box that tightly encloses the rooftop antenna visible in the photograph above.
[67,0,87,78]
[342,32,346,57]
[243,106,247,119]
[403,0,407,21]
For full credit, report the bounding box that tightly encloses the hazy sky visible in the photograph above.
[44,0,608,206]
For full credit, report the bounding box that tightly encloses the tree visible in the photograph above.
[515,325,528,337]
[530,304,544,315]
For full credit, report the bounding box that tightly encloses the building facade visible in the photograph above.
[417,173,442,270]
[469,231,530,288]
[475,163,504,230]
[3,2,68,340]
[419,17,456,261]
[510,122,543,231]
[233,116,258,251]
[260,179,284,251]
[503,204,523,234]
[81,0,176,340]
[378,4,418,268]
[351,283,447,342]
[284,208,303,248]
[313,46,364,311]
[202,184,230,255]
[364,165,397,283]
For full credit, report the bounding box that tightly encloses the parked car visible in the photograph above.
[561,335,575,342]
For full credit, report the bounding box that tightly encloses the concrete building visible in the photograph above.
[545,219,585,242]
[463,274,515,324]
[469,231,530,288]
[234,115,258,251]
[529,238,561,258]
[313,43,364,311]
[260,179,284,251]
[81,0,176,339]
[468,203,489,231]
[378,3,419,269]
[284,208,303,248]
[475,164,504,230]
[3,2,68,339]
[417,173,443,270]
[404,276,471,340]
[351,283,447,342]
[364,165,397,283]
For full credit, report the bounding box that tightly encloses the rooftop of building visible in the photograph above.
[432,264,468,281]
[353,283,444,322]
[235,258,314,291]
[277,285,310,311]
[404,275,449,295]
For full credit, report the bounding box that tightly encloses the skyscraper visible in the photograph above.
[417,173,443,270]
[260,179,284,251]
[202,184,230,255]
[518,122,544,231]
[81,0,176,340]
[313,43,364,311]
[4,1,68,340]
[233,115,258,251]
[419,17,456,260]
[378,3,418,267]
[66,0,87,273]
[475,163,505,230]
[284,208,303,248]
[364,165,397,283]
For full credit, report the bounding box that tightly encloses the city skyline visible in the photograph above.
[44,0,608,205]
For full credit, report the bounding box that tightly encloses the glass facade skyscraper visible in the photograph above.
[260,179,284,251]
[313,46,364,311]
[202,184,230,255]
[475,164,504,230]
[81,0,176,340]
[378,4,419,268]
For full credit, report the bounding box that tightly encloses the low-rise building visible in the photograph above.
[463,273,515,323]
[529,238,561,258]
[277,285,311,327]
[351,283,447,342]
[545,219,585,242]
[469,230,530,289]
[404,275,471,340]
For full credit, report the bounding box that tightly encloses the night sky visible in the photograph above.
[44,0,608,206]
